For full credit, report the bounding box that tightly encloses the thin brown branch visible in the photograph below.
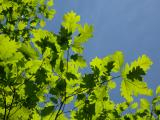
[2,90,7,120]
[6,88,16,119]
[54,97,66,120]
[66,48,70,71]
[53,47,70,120]
[66,75,121,99]
[63,102,84,114]
[16,59,45,89]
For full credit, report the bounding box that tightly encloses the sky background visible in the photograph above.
[46,0,160,103]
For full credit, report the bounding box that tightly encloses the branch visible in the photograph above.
[63,102,84,114]
[16,59,45,89]
[4,97,7,120]
[100,75,120,85]
[16,73,35,89]
[59,101,66,116]
[54,97,66,120]
[50,75,121,119]
[53,48,70,120]
[66,48,70,71]
[2,90,7,120]
[6,88,16,119]
[9,104,23,117]
[66,75,121,99]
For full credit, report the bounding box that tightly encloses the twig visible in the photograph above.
[54,97,66,120]
[9,105,23,117]
[54,47,70,120]
[63,102,84,114]
[2,90,7,120]
[66,75,121,99]
[16,59,44,89]
[6,88,16,119]
[66,48,70,71]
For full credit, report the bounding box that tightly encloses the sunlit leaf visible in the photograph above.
[140,98,150,109]
[0,35,20,60]
[62,11,80,33]
[18,21,26,30]
[156,86,160,95]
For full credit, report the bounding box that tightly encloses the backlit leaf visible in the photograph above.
[156,86,160,95]
[18,21,26,30]
[62,11,80,33]
[0,35,20,60]
[140,98,150,109]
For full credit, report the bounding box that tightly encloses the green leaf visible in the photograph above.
[108,80,116,89]
[121,55,153,102]
[0,0,157,119]
[10,107,31,120]
[47,0,54,7]
[40,20,46,27]
[131,102,138,109]
[71,42,84,54]
[94,86,108,101]
[47,9,56,20]
[31,110,41,120]
[25,60,42,74]
[19,41,39,59]
[112,51,124,72]
[122,55,152,81]
[0,35,20,60]
[90,57,106,76]
[56,79,66,93]
[116,102,129,114]
[5,52,23,64]
[152,96,160,104]
[41,106,54,116]
[82,74,96,88]
[75,23,93,43]
[65,72,77,80]
[127,66,146,81]
[60,59,64,73]
[57,26,72,50]
[105,61,115,75]
[140,98,150,109]
[155,104,160,115]
[18,21,26,30]
[130,54,153,72]
[156,86,160,95]
[121,79,152,103]
[72,24,93,54]
[71,54,87,68]
[120,80,133,103]
[50,97,58,104]
[62,11,80,33]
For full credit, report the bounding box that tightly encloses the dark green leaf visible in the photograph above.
[127,66,145,81]
[41,106,54,116]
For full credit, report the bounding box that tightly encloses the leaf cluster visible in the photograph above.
[0,0,159,120]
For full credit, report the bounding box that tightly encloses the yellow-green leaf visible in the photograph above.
[47,0,53,7]
[112,51,124,72]
[140,98,150,109]
[0,35,20,60]
[18,21,26,30]
[156,86,160,95]
[62,11,80,33]
[40,20,46,27]
[131,102,138,109]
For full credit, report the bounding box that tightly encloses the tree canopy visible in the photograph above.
[0,0,160,120]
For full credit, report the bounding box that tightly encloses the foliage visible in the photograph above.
[0,0,159,120]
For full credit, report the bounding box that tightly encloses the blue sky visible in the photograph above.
[46,0,160,102]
